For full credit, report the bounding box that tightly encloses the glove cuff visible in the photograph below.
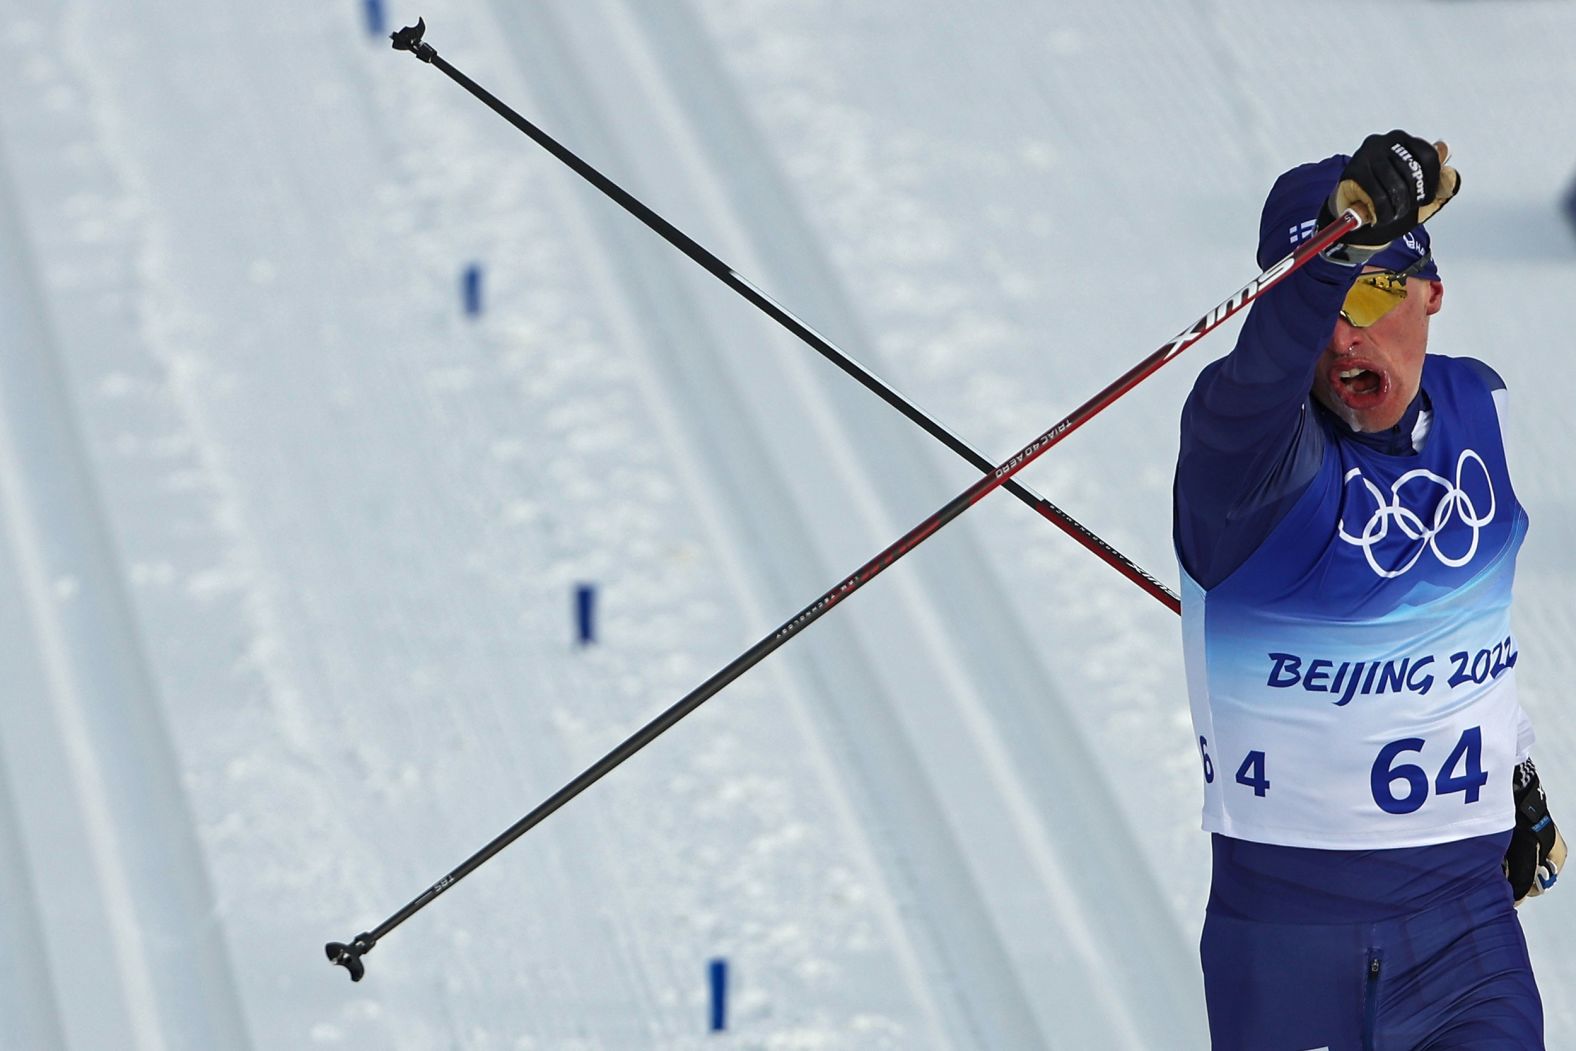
[1514,758,1539,797]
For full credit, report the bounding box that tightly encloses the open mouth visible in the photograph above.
[1336,367,1383,397]
[1327,362,1391,411]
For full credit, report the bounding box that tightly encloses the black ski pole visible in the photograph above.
[386,18,1180,614]
[325,190,1362,980]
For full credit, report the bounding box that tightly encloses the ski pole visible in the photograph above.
[325,189,1362,980]
[387,19,1180,613]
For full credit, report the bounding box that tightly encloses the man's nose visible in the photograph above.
[1330,316,1366,354]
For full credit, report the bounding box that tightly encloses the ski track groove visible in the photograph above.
[485,5,1024,1047]
[611,3,1183,1023]
[0,85,252,1051]
[495,1,1201,1045]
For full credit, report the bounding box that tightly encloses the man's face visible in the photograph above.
[1311,272,1443,433]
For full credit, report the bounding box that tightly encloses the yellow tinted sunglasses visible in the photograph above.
[1340,251,1433,328]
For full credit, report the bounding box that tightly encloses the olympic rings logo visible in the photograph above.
[1337,449,1496,578]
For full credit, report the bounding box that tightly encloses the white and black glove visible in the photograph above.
[1506,758,1566,905]
[1319,130,1460,260]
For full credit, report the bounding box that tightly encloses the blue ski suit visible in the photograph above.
[1173,202,1543,1045]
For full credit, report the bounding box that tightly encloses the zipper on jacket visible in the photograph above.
[1363,948,1384,1051]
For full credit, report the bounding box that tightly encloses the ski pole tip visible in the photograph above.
[325,934,375,982]
[390,18,436,62]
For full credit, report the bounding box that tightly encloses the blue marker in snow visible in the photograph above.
[462,263,483,317]
[575,584,596,646]
[364,0,385,36]
[709,958,728,1032]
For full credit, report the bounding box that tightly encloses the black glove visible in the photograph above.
[1505,759,1566,905]
[1319,130,1460,249]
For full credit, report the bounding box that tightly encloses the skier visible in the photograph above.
[1174,130,1566,1048]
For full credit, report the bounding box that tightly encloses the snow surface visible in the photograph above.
[0,0,1573,1047]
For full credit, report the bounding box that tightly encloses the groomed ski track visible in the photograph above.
[0,123,251,1048]
[491,2,1204,1047]
[0,0,1203,1045]
[486,2,1199,1047]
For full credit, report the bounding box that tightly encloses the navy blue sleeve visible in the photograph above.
[1174,256,1358,589]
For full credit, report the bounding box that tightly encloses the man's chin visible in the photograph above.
[1317,391,1403,433]
[1348,406,1407,433]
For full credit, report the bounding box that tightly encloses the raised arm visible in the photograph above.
[1174,133,1459,588]
[1174,258,1350,588]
